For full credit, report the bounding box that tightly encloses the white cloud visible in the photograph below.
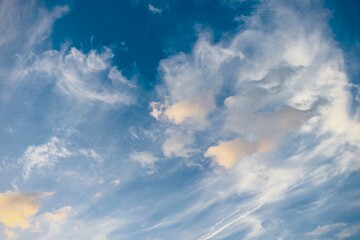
[154,0,360,166]
[79,149,103,163]
[149,0,360,239]
[18,47,135,105]
[21,137,106,178]
[22,137,72,178]
[162,128,195,158]
[306,223,360,240]
[0,0,68,55]
[92,191,103,198]
[156,38,234,129]
[130,151,159,167]
[0,1,135,106]
[150,101,163,119]
[131,151,159,166]
[148,4,162,14]
[111,178,121,186]
[0,0,69,100]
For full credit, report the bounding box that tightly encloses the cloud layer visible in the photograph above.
[1,0,359,239]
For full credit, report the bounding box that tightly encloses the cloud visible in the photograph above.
[43,206,73,223]
[22,137,72,178]
[156,39,232,128]
[0,192,50,230]
[40,217,123,240]
[0,0,68,55]
[131,151,159,166]
[204,138,256,168]
[0,1,135,106]
[162,128,195,158]
[147,0,360,238]
[18,47,135,105]
[154,0,359,166]
[148,4,162,14]
[4,229,17,239]
[21,136,106,178]
[150,101,163,119]
[93,191,103,198]
[79,149,103,163]
[165,99,213,126]
[306,223,360,240]
[0,0,68,98]
[111,178,121,186]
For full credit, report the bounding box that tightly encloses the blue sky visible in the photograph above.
[0,0,360,239]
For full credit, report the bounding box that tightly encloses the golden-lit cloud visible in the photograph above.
[0,192,41,229]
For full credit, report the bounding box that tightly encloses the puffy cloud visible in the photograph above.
[204,137,279,169]
[204,138,256,168]
[156,39,233,128]
[0,192,50,230]
[147,0,360,239]
[165,100,209,125]
[153,0,360,170]
[131,151,159,166]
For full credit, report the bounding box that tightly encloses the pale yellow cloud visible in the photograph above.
[43,206,72,222]
[165,101,208,125]
[0,192,41,229]
[204,138,256,168]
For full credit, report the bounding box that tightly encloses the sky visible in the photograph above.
[0,0,360,239]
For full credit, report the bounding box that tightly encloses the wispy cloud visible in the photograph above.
[43,206,73,223]
[20,136,105,178]
[306,223,360,240]
[148,4,162,14]
[146,0,360,238]
[17,47,135,105]
[22,137,72,179]
[131,151,159,166]
[1,0,359,239]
